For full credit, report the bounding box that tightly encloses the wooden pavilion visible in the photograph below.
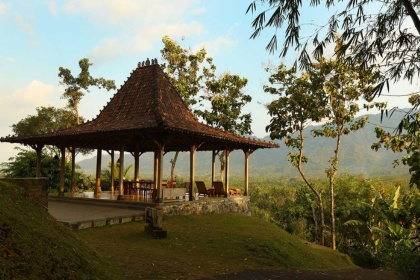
[0,58,278,203]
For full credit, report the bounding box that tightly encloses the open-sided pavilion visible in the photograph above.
[0,58,278,203]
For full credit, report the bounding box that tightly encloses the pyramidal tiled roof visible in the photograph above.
[77,59,198,132]
[1,59,278,152]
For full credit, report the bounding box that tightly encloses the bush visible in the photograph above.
[387,246,420,280]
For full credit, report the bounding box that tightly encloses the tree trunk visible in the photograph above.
[402,0,420,35]
[76,106,80,125]
[330,176,336,250]
[317,192,325,246]
[329,132,342,250]
[170,151,179,181]
[218,151,225,182]
[297,129,325,246]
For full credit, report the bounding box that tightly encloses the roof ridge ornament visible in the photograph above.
[138,58,158,68]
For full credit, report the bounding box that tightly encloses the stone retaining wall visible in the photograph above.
[162,196,250,216]
[0,177,49,208]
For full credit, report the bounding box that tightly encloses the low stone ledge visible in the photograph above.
[162,196,250,216]
[63,214,144,230]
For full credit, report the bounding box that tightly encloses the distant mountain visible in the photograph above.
[77,110,410,179]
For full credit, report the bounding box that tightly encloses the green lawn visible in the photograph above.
[76,214,355,279]
[1,181,355,279]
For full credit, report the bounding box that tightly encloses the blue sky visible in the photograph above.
[0,0,414,164]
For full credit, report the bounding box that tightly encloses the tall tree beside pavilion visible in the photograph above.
[246,0,420,187]
[160,36,253,181]
[265,63,328,245]
[58,58,116,125]
[266,53,381,249]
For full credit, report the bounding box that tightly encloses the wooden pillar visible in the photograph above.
[134,149,140,182]
[211,150,216,186]
[34,144,44,178]
[118,145,124,200]
[153,150,159,189]
[70,147,76,193]
[189,145,196,201]
[244,149,250,196]
[59,146,66,196]
[95,149,102,196]
[224,150,231,198]
[155,146,164,203]
[110,150,115,193]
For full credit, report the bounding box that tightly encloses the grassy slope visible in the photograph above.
[0,182,123,279]
[76,215,355,279]
[1,181,355,279]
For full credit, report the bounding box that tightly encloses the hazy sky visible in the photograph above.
[0,0,414,164]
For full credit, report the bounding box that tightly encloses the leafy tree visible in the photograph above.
[264,63,328,245]
[247,0,420,187]
[246,0,420,85]
[265,52,380,249]
[0,148,82,192]
[58,58,116,124]
[161,36,214,180]
[373,100,420,188]
[199,74,252,134]
[160,36,252,181]
[11,106,81,157]
[101,161,134,191]
[161,36,215,108]
[12,106,78,137]
[310,56,380,249]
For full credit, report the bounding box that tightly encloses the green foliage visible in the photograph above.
[160,36,253,181]
[247,1,420,90]
[0,148,83,192]
[248,0,420,199]
[250,183,319,242]
[10,106,90,157]
[161,36,215,107]
[264,53,380,248]
[101,161,134,191]
[58,58,116,124]
[199,73,252,134]
[12,106,79,137]
[160,36,253,136]
[250,174,420,275]
[374,102,420,188]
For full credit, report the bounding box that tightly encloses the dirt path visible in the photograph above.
[200,268,401,280]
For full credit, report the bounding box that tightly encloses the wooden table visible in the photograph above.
[138,180,154,197]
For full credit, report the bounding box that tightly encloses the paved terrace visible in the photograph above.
[48,191,156,230]
[47,191,250,230]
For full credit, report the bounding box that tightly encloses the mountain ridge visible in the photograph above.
[77,110,410,179]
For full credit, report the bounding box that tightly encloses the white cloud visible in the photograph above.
[0,2,8,16]
[88,20,204,64]
[12,80,57,106]
[193,36,237,56]
[88,37,125,63]
[0,80,61,143]
[63,0,199,24]
[63,0,205,62]
[44,0,57,16]
[15,14,35,36]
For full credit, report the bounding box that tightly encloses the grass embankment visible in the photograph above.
[77,215,356,279]
[1,181,355,279]
[0,182,123,279]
